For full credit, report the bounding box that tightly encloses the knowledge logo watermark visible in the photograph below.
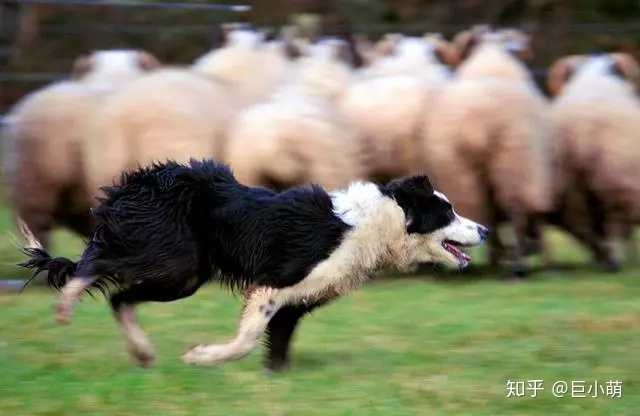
[505,379,623,399]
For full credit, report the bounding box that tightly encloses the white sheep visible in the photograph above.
[2,50,160,245]
[339,34,453,181]
[421,28,551,275]
[546,53,640,269]
[85,28,296,200]
[225,38,365,190]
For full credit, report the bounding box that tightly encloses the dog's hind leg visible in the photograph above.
[110,293,155,367]
[57,276,96,324]
[183,287,282,365]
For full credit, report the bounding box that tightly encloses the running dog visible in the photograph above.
[20,159,488,369]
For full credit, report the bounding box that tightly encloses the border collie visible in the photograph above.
[19,159,488,370]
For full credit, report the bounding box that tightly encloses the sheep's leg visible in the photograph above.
[508,209,529,279]
[486,199,503,269]
[110,293,155,367]
[525,214,554,268]
[488,227,504,269]
[56,276,96,324]
[539,227,555,269]
[183,287,281,365]
[583,190,621,271]
[623,224,637,265]
[601,218,624,271]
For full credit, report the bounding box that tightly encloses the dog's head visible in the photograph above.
[381,176,489,268]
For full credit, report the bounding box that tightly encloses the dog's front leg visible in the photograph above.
[182,287,282,365]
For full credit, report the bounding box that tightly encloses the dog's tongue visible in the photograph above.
[444,241,471,262]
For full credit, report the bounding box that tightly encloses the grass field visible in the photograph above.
[0,195,639,415]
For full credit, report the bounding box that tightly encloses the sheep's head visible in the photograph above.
[289,38,354,99]
[452,25,532,66]
[72,50,160,84]
[370,33,455,67]
[547,53,640,96]
[547,55,586,96]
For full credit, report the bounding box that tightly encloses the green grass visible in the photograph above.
[0,195,638,415]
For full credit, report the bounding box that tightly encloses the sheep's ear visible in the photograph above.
[452,25,490,65]
[280,26,306,59]
[136,51,161,71]
[210,25,227,49]
[353,34,375,66]
[425,33,459,66]
[451,30,476,65]
[374,33,401,57]
[71,54,93,79]
[336,21,364,68]
[210,22,246,49]
[261,27,278,42]
[499,29,533,61]
[547,55,583,96]
[610,53,640,88]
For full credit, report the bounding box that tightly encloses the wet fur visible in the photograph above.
[20,160,486,369]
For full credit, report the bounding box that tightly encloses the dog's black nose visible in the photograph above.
[477,225,490,241]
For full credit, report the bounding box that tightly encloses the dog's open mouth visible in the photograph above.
[442,240,472,266]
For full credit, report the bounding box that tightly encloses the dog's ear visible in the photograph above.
[382,175,434,230]
[384,175,433,196]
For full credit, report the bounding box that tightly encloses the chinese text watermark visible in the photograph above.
[505,379,623,399]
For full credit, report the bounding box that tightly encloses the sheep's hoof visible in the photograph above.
[505,263,528,281]
[598,258,621,273]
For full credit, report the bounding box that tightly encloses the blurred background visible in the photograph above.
[1,1,640,415]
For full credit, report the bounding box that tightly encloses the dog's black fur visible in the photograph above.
[20,159,457,369]
[23,160,353,294]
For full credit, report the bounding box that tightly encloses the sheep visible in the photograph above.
[192,28,293,107]
[85,28,296,201]
[338,34,454,182]
[2,50,160,246]
[224,38,365,190]
[421,28,551,276]
[84,69,236,199]
[358,33,455,81]
[545,53,640,269]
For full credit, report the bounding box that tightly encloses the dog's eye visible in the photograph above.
[446,209,455,222]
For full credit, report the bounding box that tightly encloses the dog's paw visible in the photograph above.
[131,348,155,368]
[264,357,291,373]
[182,344,228,365]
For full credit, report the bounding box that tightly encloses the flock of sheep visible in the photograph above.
[3,24,640,277]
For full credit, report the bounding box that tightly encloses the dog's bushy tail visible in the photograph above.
[17,219,78,290]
